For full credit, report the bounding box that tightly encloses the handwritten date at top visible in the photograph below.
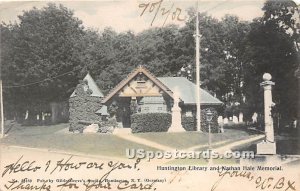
[139,0,185,27]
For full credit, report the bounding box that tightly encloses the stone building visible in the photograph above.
[69,73,107,132]
[101,66,222,128]
[69,66,223,131]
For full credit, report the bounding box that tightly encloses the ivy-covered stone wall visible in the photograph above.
[69,80,103,132]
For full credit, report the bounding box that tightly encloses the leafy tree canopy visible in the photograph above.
[1,1,299,126]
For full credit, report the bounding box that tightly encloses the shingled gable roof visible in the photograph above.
[101,65,174,103]
[70,73,104,98]
[158,77,223,105]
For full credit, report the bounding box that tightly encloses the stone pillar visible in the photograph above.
[218,116,224,133]
[261,73,275,143]
[223,117,228,124]
[50,102,58,124]
[257,73,276,155]
[238,112,243,123]
[168,89,185,132]
[252,112,257,123]
[232,116,238,124]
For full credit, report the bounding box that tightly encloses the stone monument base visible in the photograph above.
[168,124,185,132]
[117,122,123,128]
[257,141,276,155]
[83,124,99,133]
[113,128,131,134]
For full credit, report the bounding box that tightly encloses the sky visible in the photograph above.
[0,0,277,33]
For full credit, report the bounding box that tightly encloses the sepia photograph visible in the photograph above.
[0,0,299,190]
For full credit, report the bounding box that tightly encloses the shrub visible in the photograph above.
[131,113,171,133]
[182,116,196,131]
[181,108,219,133]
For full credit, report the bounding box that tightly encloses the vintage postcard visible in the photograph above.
[0,0,299,190]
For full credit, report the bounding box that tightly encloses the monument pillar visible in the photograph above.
[257,73,276,155]
[168,90,185,132]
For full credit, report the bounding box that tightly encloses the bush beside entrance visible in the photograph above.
[131,108,219,133]
[182,108,219,133]
[182,116,196,131]
[131,113,171,133]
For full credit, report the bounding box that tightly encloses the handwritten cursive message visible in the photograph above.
[138,0,185,27]
[1,155,162,191]
[2,156,298,191]
[211,169,296,191]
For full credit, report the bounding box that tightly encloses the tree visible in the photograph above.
[0,23,21,119]
[245,13,298,126]
[1,3,86,121]
[262,0,300,128]
[220,15,251,116]
[136,25,181,76]
[177,11,227,95]
[177,11,252,118]
[96,28,139,93]
[263,0,299,51]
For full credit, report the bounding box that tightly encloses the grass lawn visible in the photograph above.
[0,123,158,158]
[0,124,262,159]
[133,129,258,149]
